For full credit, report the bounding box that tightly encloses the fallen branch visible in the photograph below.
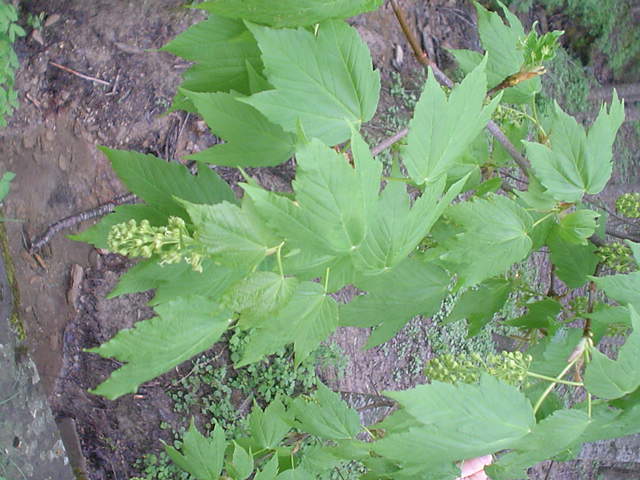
[28,193,136,254]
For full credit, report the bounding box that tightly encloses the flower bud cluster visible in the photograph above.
[424,351,532,387]
[569,295,589,315]
[616,192,640,218]
[518,24,563,67]
[107,217,204,272]
[596,242,636,273]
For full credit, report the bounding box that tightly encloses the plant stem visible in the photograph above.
[527,371,583,386]
[388,0,530,179]
[533,357,579,414]
[323,267,330,292]
[371,127,408,156]
[237,167,252,183]
[532,211,555,228]
[276,242,285,277]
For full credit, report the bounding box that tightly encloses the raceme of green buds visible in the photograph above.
[424,351,533,387]
[107,217,204,272]
[596,242,636,273]
[569,296,589,315]
[518,23,563,68]
[616,192,640,218]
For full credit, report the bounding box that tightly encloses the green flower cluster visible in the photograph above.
[107,217,204,271]
[424,351,532,387]
[596,242,636,273]
[616,192,640,218]
[518,23,564,68]
[569,295,589,315]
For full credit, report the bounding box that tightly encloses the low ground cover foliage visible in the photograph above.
[73,1,640,478]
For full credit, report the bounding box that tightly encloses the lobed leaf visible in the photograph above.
[185,90,296,167]
[593,271,640,309]
[102,148,237,217]
[375,375,536,467]
[183,199,280,270]
[555,209,599,245]
[441,194,533,287]
[197,0,383,28]
[108,258,244,306]
[165,421,226,480]
[88,297,231,399]
[160,15,262,109]
[247,399,292,450]
[242,20,380,146]
[584,305,640,399]
[445,278,512,337]
[340,256,450,348]
[487,409,590,480]
[451,1,540,104]
[524,96,624,203]
[402,60,500,185]
[291,383,362,441]
[547,225,599,288]
[238,281,339,366]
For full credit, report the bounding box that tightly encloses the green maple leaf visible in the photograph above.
[450,1,540,104]
[184,90,296,167]
[340,256,450,348]
[291,383,362,441]
[487,409,590,480]
[238,281,339,366]
[183,199,281,269]
[88,297,231,399]
[353,162,466,274]
[222,271,299,328]
[374,375,535,467]
[505,298,562,332]
[584,305,640,399]
[441,194,533,287]
[226,442,253,480]
[165,420,226,480]
[108,258,244,307]
[555,209,600,245]
[197,0,383,27]
[160,15,261,110]
[247,400,292,450]
[445,278,512,337]
[547,225,599,288]
[243,133,381,285]
[593,271,640,309]
[242,20,380,146]
[101,148,237,217]
[524,95,624,203]
[402,59,500,185]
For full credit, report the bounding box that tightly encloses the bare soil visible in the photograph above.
[0,0,638,479]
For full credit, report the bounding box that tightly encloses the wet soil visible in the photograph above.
[0,0,638,479]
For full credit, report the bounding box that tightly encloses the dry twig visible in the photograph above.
[49,61,111,86]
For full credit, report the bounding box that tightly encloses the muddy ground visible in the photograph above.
[0,0,639,479]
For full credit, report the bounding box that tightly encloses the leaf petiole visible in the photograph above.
[527,371,583,387]
[532,355,580,414]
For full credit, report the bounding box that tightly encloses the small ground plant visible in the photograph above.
[74,1,640,478]
[0,0,24,126]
